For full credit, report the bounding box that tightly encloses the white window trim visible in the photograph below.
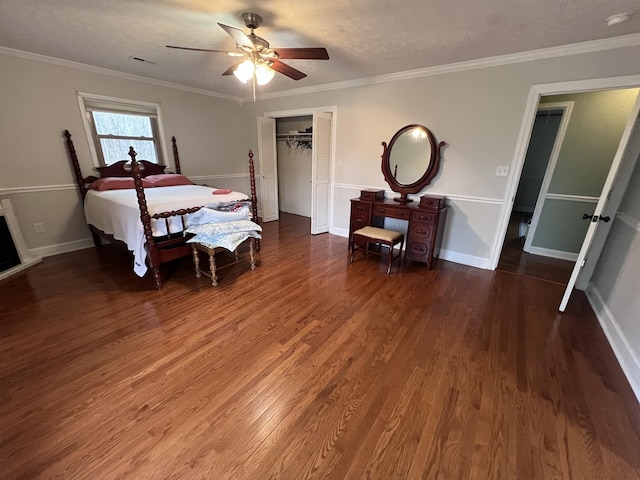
[77,92,170,169]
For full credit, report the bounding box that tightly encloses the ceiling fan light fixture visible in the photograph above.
[255,62,275,85]
[233,58,255,83]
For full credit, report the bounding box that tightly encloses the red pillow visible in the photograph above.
[91,177,154,191]
[145,174,193,187]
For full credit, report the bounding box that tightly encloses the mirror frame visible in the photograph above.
[381,124,445,203]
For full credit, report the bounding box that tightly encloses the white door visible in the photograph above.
[560,95,640,311]
[257,116,279,222]
[311,112,333,234]
[575,109,640,290]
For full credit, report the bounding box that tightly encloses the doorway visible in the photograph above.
[275,116,313,219]
[497,103,574,283]
[493,83,640,309]
[258,106,337,235]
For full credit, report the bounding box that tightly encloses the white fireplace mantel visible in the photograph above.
[0,196,41,281]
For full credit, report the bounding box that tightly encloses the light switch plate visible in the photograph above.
[496,166,509,176]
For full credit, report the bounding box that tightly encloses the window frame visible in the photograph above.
[77,92,170,169]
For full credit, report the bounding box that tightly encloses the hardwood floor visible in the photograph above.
[1,212,639,479]
[497,212,574,284]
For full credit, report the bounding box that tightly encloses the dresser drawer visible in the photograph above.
[360,189,385,202]
[411,210,436,224]
[373,205,410,220]
[351,201,372,214]
[407,240,432,258]
[409,222,433,240]
[419,195,445,209]
[351,215,369,231]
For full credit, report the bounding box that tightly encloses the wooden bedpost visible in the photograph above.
[171,136,182,175]
[64,130,88,200]
[65,129,101,247]
[248,149,260,252]
[129,147,162,289]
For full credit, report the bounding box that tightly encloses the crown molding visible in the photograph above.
[251,33,640,102]
[0,46,243,104]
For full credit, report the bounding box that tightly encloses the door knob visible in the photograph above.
[582,213,611,223]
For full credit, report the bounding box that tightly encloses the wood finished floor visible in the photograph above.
[1,213,639,479]
[497,212,574,285]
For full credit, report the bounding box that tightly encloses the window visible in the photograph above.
[78,93,166,167]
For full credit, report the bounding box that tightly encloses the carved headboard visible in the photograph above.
[95,160,167,178]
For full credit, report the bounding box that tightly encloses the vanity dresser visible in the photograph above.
[349,124,447,268]
[349,192,446,268]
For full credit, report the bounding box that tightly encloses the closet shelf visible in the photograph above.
[276,133,312,139]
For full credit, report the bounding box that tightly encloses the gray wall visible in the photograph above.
[589,151,640,400]
[240,45,640,267]
[0,53,248,254]
[514,110,562,213]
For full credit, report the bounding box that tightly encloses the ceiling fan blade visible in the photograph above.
[217,23,254,49]
[166,45,232,54]
[270,60,307,80]
[273,48,329,60]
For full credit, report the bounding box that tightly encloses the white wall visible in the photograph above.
[0,52,248,254]
[241,44,640,268]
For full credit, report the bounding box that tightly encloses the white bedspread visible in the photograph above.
[84,185,248,277]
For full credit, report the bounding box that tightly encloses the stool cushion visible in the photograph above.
[353,226,403,243]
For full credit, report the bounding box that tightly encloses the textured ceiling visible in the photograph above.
[1,0,639,100]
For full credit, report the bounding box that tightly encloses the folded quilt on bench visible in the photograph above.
[185,219,262,252]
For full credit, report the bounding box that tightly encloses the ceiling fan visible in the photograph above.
[166,12,329,84]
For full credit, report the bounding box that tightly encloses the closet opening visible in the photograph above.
[276,115,313,220]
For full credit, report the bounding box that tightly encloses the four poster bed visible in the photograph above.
[64,130,260,289]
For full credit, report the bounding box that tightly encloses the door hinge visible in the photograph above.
[591,215,599,223]
[581,258,586,267]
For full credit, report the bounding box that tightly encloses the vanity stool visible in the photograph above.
[350,226,404,274]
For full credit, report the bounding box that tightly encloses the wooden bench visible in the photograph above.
[191,238,256,286]
[350,226,404,274]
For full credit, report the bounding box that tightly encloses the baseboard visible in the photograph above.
[29,238,95,258]
[527,246,578,261]
[586,284,640,405]
[438,249,491,269]
[330,226,349,237]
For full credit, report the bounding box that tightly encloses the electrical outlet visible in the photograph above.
[33,223,45,234]
[496,166,509,177]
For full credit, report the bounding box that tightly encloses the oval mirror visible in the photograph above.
[389,127,433,185]
[381,125,444,203]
